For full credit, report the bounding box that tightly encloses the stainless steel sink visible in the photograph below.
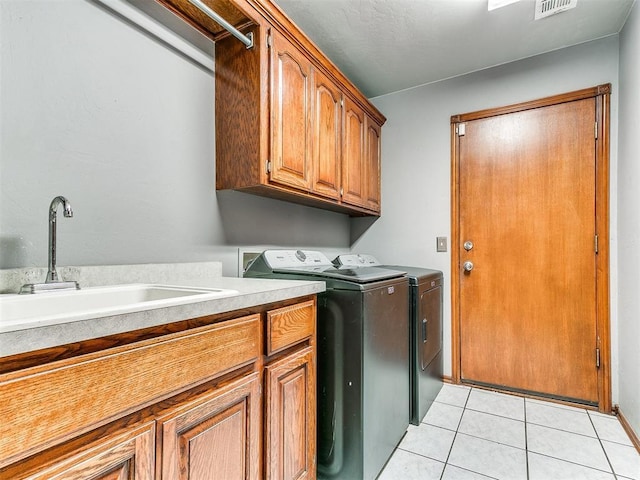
[0,284,239,332]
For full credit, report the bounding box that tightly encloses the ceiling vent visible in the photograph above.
[535,0,578,20]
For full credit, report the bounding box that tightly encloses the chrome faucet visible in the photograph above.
[46,196,73,283]
[19,196,80,294]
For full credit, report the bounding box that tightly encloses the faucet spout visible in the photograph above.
[46,196,73,283]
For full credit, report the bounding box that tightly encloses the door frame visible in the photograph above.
[450,84,612,412]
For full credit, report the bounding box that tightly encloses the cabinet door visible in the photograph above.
[270,31,312,191]
[265,347,316,480]
[364,116,382,213]
[341,97,366,208]
[311,69,341,200]
[9,422,155,480]
[158,373,261,480]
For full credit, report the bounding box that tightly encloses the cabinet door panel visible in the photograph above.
[265,347,316,480]
[15,422,155,480]
[341,97,366,208]
[271,32,312,191]
[312,70,341,200]
[365,117,382,213]
[159,373,261,480]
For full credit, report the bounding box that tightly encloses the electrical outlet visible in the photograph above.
[436,236,448,252]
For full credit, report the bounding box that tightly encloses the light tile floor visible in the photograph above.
[379,384,640,480]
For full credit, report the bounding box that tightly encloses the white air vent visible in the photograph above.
[535,0,578,20]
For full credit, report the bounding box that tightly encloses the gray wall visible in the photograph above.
[618,1,640,437]
[0,0,350,276]
[354,36,621,401]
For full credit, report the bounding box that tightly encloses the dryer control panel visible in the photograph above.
[333,254,381,267]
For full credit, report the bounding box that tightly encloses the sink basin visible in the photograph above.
[0,284,239,332]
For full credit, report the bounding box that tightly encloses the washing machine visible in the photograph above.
[334,254,443,425]
[244,249,410,480]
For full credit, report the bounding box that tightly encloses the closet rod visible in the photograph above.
[188,0,254,48]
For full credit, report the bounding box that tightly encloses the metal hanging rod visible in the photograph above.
[188,0,254,49]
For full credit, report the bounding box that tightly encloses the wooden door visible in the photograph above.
[364,117,381,213]
[270,31,312,191]
[158,373,261,480]
[312,69,342,200]
[265,347,316,480]
[341,97,366,208]
[454,92,609,405]
[10,423,155,480]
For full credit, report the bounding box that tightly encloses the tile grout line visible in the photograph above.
[438,385,472,480]
[588,409,620,479]
[524,398,530,480]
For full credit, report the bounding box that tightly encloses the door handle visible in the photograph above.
[463,261,474,272]
[422,318,427,343]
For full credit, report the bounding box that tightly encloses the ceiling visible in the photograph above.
[273,0,635,97]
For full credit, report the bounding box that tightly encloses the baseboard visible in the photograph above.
[614,405,640,453]
[442,375,453,384]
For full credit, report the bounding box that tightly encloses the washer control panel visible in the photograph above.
[263,249,332,268]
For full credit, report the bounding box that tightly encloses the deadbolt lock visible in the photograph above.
[463,241,474,251]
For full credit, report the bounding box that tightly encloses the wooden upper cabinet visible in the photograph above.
[165,0,386,215]
[365,117,382,213]
[311,69,342,200]
[270,31,313,192]
[340,98,381,213]
[341,97,366,208]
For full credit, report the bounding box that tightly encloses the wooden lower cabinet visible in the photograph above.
[158,373,261,480]
[0,298,316,480]
[265,347,316,480]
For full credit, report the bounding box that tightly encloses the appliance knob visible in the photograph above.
[295,250,307,262]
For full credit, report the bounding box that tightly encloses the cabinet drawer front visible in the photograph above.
[0,315,260,468]
[266,300,315,355]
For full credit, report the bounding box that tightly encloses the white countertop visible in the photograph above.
[0,276,325,357]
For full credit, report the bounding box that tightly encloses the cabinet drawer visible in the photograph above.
[266,300,315,355]
[0,314,260,468]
